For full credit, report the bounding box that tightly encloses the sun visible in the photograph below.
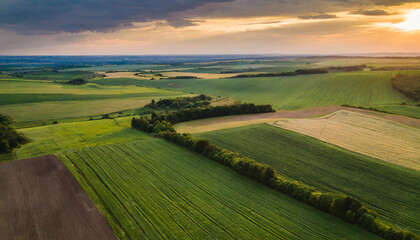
[394,9,420,31]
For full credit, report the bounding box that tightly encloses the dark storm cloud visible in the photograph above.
[373,0,420,6]
[166,19,204,28]
[349,9,394,15]
[0,0,231,34]
[298,14,338,20]
[0,0,418,34]
[184,0,419,19]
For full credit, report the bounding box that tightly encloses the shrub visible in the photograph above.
[0,114,29,153]
[318,193,335,212]
[193,139,211,154]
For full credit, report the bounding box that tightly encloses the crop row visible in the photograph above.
[59,139,379,240]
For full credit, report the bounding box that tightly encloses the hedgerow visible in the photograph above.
[131,103,419,240]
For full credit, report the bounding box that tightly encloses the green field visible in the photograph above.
[0,78,181,95]
[59,139,380,240]
[365,104,420,119]
[0,98,153,122]
[312,57,420,68]
[76,57,420,74]
[0,78,184,122]
[95,71,417,110]
[72,59,310,73]
[16,117,147,159]
[196,124,420,233]
[5,70,98,81]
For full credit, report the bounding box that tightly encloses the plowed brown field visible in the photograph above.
[0,155,117,240]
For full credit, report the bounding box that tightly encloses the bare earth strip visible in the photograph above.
[270,110,420,170]
[175,105,420,134]
[0,155,117,240]
[175,106,343,133]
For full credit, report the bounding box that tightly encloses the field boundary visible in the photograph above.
[131,106,420,240]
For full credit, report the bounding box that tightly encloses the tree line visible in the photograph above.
[230,68,329,78]
[0,114,29,153]
[155,103,274,124]
[145,94,212,110]
[328,64,368,72]
[131,102,418,240]
[132,103,273,133]
[156,132,418,240]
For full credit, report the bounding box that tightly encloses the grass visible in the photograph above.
[196,124,420,233]
[0,98,157,122]
[0,92,184,105]
[0,153,13,162]
[59,138,380,240]
[5,70,97,81]
[366,104,420,119]
[95,71,417,110]
[69,64,165,71]
[16,117,148,159]
[0,78,184,121]
[313,57,420,68]
[271,110,420,170]
[0,78,182,95]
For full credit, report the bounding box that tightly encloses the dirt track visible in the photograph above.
[0,155,117,240]
[175,105,420,133]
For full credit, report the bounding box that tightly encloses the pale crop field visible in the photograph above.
[59,139,380,240]
[174,106,342,133]
[271,110,420,170]
[101,71,152,79]
[16,117,148,159]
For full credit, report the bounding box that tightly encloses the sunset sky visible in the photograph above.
[1,0,420,55]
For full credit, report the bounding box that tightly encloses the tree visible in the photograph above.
[0,140,11,153]
[0,114,29,153]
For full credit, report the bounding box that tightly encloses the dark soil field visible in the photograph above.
[0,155,117,240]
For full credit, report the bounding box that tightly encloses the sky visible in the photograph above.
[1,0,420,55]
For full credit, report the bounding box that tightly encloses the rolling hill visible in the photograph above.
[59,139,381,240]
[196,124,420,233]
[95,71,417,110]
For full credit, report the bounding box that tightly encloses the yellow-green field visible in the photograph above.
[16,117,148,159]
[270,110,420,170]
[0,78,185,121]
[0,78,172,95]
[312,57,420,68]
[0,98,154,122]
